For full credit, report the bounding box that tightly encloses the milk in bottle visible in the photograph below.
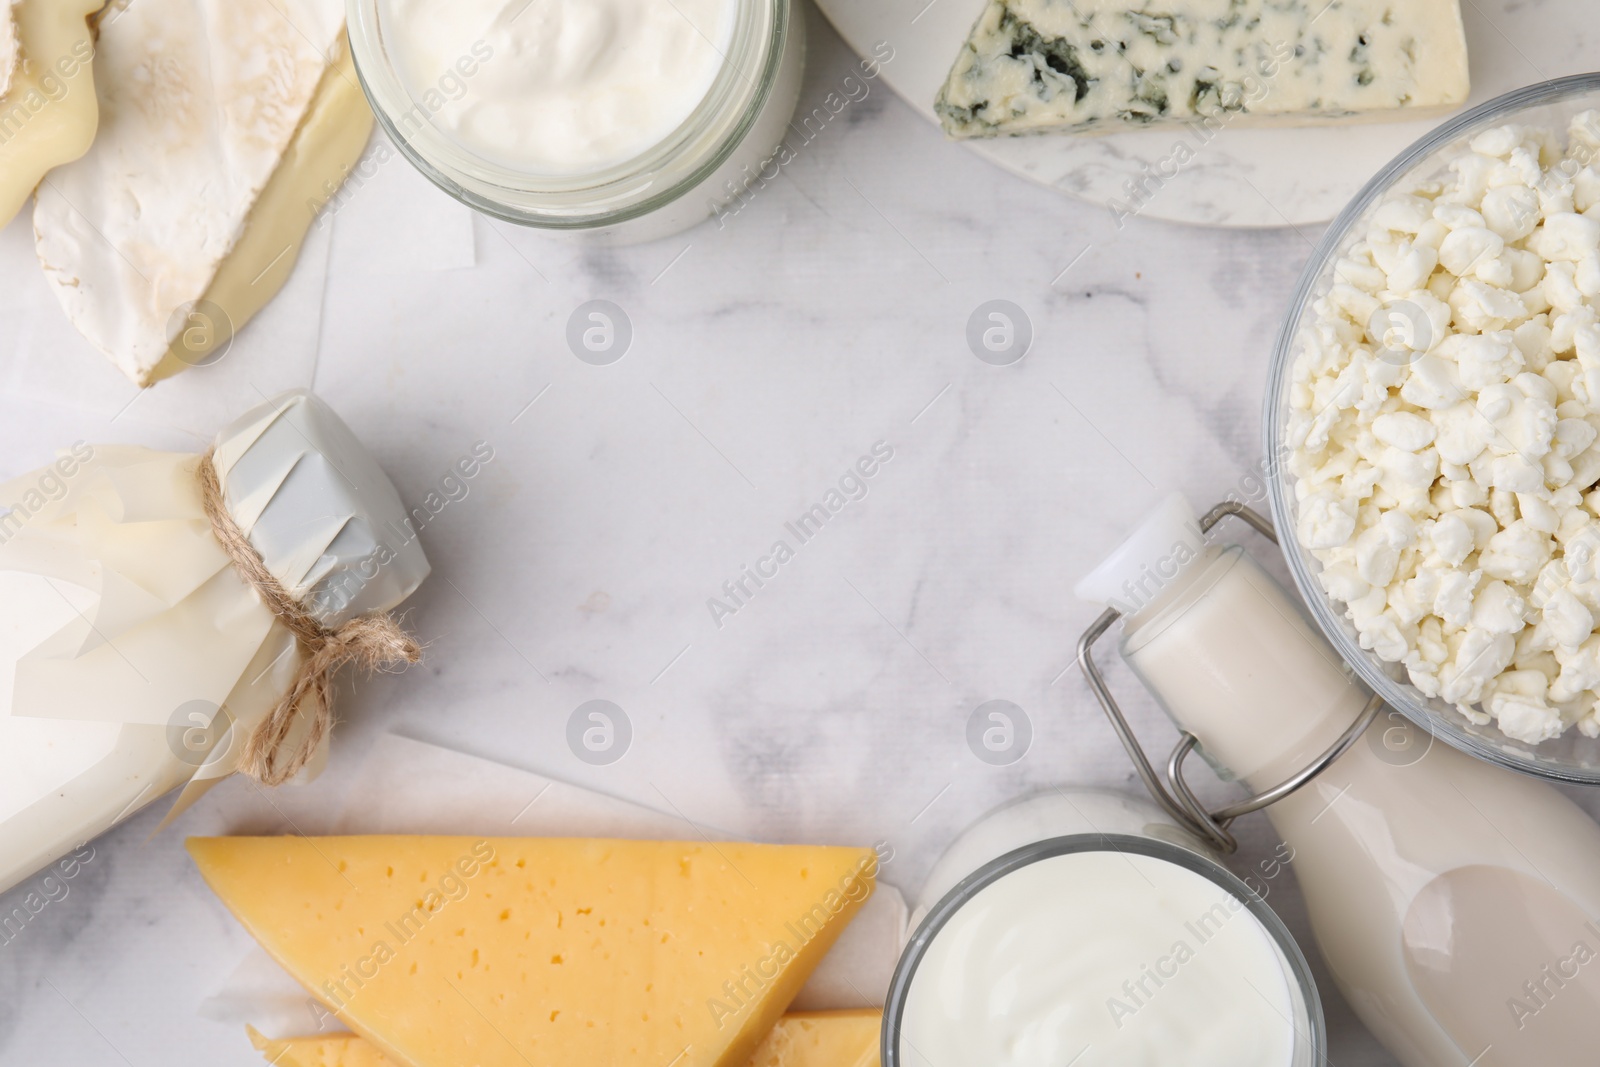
[1078,494,1600,1067]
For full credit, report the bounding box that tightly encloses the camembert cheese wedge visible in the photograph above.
[0,0,101,227]
[190,837,877,1067]
[34,0,374,386]
[936,0,1470,139]
[247,1011,883,1067]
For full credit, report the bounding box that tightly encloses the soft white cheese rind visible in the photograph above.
[0,0,20,99]
[1287,113,1600,745]
[936,0,1470,139]
[33,0,345,385]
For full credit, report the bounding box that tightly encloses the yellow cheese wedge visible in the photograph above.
[747,1011,881,1067]
[249,1028,391,1067]
[0,0,102,227]
[142,33,373,383]
[248,1011,882,1067]
[191,837,877,1067]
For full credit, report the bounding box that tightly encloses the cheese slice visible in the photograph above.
[190,837,877,1067]
[247,1011,883,1067]
[34,0,372,386]
[936,0,1471,139]
[0,0,102,227]
[747,1011,881,1067]
[249,1029,392,1067]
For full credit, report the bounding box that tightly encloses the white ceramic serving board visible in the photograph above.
[812,0,1600,227]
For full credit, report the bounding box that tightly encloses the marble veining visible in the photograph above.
[4,12,1600,1067]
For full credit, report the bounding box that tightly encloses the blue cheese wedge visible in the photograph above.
[936,0,1470,139]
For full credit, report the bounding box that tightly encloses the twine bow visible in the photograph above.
[197,449,421,785]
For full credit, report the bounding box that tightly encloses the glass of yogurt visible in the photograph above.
[346,0,806,242]
[885,791,1326,1067]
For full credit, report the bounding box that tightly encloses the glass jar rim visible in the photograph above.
[345,0,791,228]
[881,832,1326,1066]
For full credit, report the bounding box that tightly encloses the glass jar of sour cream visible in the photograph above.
[347,0,806,242]
[886,791,1327,1067]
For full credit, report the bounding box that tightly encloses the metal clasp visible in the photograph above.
[1076,501,1383,854]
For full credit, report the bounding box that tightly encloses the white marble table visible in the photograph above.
[3,10,1597,1065]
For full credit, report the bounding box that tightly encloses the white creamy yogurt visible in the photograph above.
[900,851,1297,1067]
[381,0,737,174]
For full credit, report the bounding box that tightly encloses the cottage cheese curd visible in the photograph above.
[1288,112,1600,743]
[380,0,737,174]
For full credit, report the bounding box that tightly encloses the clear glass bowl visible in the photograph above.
[1266,73,1600,784]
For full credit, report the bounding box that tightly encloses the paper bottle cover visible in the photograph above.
[0,390,428,892]
[211,390,429,626]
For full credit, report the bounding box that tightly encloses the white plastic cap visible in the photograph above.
[1074,492,1206,615]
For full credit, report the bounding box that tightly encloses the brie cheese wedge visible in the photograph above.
[34,0,374,386]
[936,0,1471,139]
[0,0,102,227]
